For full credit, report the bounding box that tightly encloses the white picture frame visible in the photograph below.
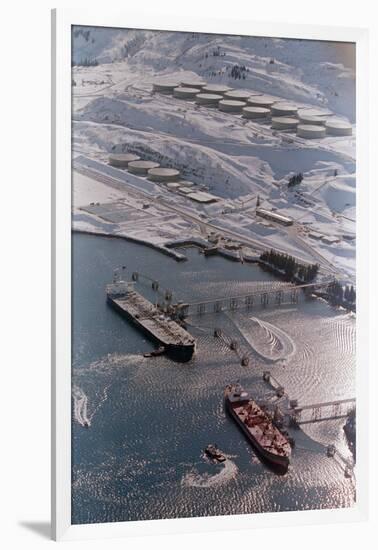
[52,8,369,541]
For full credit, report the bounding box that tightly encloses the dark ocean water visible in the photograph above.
[72,233,355,524]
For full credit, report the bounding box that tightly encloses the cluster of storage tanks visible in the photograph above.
[108,152,217,203]
[152,78,353,139]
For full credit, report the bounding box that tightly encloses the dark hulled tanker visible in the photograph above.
[106,280,195,362]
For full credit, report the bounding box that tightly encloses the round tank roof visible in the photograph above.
[325,119,353,135]
[297,124,326,138]
[173,86,201,98]
[242,106,270,118]
[271,102,298,115]
[202,84,232,94]
[247,95,276,107]
[223,89,253,100]
[219,99,246,112]
[195,93,223,105]
[128,160,160,174]
[152,80,179,92]
[298,108,333,118]
[147,167,180,181]
[271,117,299,129]
[181,79,207,88]
[298,113,326,125]
[108,153,141,167]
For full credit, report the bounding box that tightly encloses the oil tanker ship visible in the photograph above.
[225,383,291,471]
[106,279,196,362]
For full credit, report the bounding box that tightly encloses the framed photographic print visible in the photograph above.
[52,8,369,541]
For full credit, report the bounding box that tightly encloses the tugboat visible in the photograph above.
[224,383,291,472]
[205,444,226,463]
[143,346,165,358]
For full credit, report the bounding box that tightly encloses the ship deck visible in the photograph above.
[231,401,291,458]
[109,289,194,346]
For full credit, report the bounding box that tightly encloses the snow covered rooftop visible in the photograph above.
[188,191,218,203]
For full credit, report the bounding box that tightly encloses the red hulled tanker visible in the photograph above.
[224,384,291,472]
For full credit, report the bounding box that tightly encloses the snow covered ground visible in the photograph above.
[71,26,356,283]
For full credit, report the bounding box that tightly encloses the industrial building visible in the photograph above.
[179,187,194,195]
[147,167,180,182]
[166,182,181,190]
[218,99,246,113]
[271,117,299,130]
[128,160,160,175]
[256,208,293,226]
[270,102,298,117]
[325,120,353,136]
[173,86,201,99]
[188,191,218,203]
[223,89,254,101]
[202,84,232,95]
[195,93,223,106]
[177,180,194,187]
[242,106,270,119]
[152,80,179,94]
[247,95,276,108]
[297,124,326,139]
[181,79,207,88]
[108,153,141,167]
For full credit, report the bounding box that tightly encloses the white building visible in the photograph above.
[256,208,293,226]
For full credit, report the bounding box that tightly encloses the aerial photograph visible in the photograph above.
[71,26,356,525]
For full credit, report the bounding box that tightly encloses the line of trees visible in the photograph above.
[230,64,247,80]
[288,173,304,188]
[327,280,356,305]
[72,57,99,67]
[260,249,319,283]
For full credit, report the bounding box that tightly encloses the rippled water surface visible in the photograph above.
[72,234,356,524]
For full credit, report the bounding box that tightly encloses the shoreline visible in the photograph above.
[72,229,187,262]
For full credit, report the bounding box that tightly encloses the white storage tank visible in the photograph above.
[298,113,326,125]
[297,124,326,139]
[325,119,353,136]
[147,167,180,182]
[195,93,223,106]
[173,87,201,99]
[180,78,207,88]
[152,80,179,94]
[128,160,160,175]
[247,95,276,109]
[108,153,141,167]
[242,106,270,119]
[218,99,246,113]
[223,89,254,101]
[271,102,298,117]
[271,117,299,130]
[202,84,232,95]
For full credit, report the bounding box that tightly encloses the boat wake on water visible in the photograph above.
[73,385,91,427]
[182,458,238,488]
[236,316,296,363]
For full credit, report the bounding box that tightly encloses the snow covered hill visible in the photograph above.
[71,26,356,282]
